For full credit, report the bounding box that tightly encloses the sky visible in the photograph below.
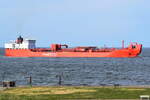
[0,0,150,47]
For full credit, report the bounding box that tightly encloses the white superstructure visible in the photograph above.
[5,37,36,49]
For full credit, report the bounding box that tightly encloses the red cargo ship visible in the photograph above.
[5,36,142,57]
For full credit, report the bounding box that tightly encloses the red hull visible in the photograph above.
[5,44,142,58]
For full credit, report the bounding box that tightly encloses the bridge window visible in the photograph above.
[132,45,136,49]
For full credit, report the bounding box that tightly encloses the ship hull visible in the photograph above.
[5,47,142,58]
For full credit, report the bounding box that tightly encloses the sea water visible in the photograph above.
[0,48,150,86]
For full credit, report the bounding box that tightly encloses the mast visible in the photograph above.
[122,40,124,48]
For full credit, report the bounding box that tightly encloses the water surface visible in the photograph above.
[0,48,150,86]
